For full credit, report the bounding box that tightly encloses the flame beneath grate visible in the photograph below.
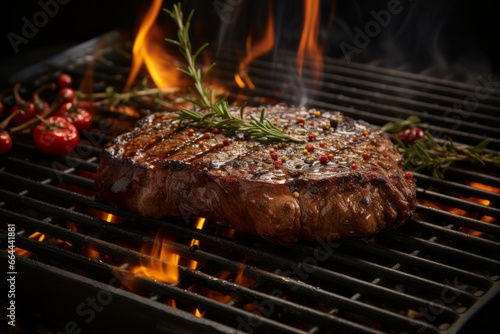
[131,228,179,284]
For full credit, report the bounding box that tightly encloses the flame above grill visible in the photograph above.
[125,0,181,91]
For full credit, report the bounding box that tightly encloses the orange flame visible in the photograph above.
[235,3,275,89]
[194,308,204,318]
[15,232,45,257]
[131,229,179,284]
[125,0,181,91]
[296,0,324,79]
[203,262,255,305]
[187,218,206,270]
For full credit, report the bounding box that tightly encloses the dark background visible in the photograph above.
[1,0,499,87]
[0,0,143,86]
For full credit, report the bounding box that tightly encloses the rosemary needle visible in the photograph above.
[164,3,304,143]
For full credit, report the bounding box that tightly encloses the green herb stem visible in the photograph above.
[164,2,303,143]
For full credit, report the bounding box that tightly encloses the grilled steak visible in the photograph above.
[95,105,416,243]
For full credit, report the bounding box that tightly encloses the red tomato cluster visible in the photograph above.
[0,73,93,156]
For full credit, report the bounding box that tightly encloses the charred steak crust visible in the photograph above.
[96,105,416,243]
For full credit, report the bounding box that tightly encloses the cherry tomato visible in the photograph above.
[396,127,424,144]
[56,102,92,130]
[0,132,12,155]
[10,101,50,125]
[57,73,73,88]
[58,88,76,102]
[32,116,79,155]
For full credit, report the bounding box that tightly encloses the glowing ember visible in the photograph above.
[125,0,181,91]
[203,263,255,305]
[296,0,326,80]
[83,246,100,260]
[187,218,206,270]
[131,229,179,284]
[420,181,498,237]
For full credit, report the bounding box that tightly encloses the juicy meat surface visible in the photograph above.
[95,105,417,243]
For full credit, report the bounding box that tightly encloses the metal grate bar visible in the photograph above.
[409,219,500,254]
[416,205,500,237]
[416,188,500,219]
[382,231,500,270]
[341,239,493,290]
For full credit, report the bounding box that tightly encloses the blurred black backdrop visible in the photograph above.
[1,0,499,88]
[0,0,143,86]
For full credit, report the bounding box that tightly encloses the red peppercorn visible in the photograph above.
[270,152,278,160]
[405,172,413,180]
[222,139,230,146]
[327,154,334,160]
[299,122,305,127]
[305,144,314,152]
[203,132,211,139]
[57,73,73,88]
[350,163,357,170]
[362,152,369,160]
[319,155,328,164]
[308,133,316,142]
[319,141,326,147]
[274,160,282,167]
[187,129,194,136]
[212,127,219,134]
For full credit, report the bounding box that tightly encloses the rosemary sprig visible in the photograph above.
[381,115,420,133]
[164,3,303,143]
[384,117,500,178]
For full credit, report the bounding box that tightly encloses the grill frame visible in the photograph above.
[1,31,499,334]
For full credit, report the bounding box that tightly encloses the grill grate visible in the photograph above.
[1,31,499,334]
